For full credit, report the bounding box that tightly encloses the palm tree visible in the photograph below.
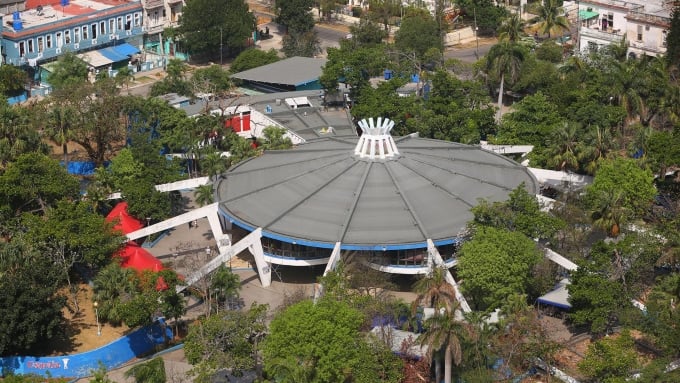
[92,263,137,324]
[412,266,457,312]
[546,122,580,171]
[418,301,470,383]
[200,151,228,180]
[591,189,627,237]
[578,125,615,175]
[608,59,645,134]
[485,40,526,123]
[41,102,76,168]
[537,0,570,38]
[498,12,525,43]
[115,66,135,94]
[193,184,214,207]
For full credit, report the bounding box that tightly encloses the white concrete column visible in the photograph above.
[427,239,471,313]
[249,229,271,287]
[314,242,342,302]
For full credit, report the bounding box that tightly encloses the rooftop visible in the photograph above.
[2,0,140,36]
[216,121,539,250]
[230,56,327,88]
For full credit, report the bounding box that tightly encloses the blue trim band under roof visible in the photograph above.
[537,298,572,309]
[219,210,460,251]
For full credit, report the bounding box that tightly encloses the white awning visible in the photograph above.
[78,50,113,68]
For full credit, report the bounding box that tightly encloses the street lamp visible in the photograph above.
[94,301,101,336]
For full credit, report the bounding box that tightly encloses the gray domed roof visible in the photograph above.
[216,120,538,250]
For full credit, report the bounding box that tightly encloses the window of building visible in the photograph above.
[28,39,34,53]
[74,27,80,43]
[64,30,71,44]
[109,18,115,33]
[37,36,44,52]
[637,25,643,41]
[100,21,106,35]
[92,23,97,39]
[19,41,25,57]
[162,9,166,18]
[134,12,141,27]
[125,14,131,30]
[46,34,52,49]
[607,13,614,28]
[82,25,89,40]
[56,32,62,47]
[117,17,123,31]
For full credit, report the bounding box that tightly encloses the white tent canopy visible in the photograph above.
[537,278,572,309]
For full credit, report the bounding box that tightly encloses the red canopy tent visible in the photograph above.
[106,202,144,235]
[116,243,168,290]
[118,243,164,272]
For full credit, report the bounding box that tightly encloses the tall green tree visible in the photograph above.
[394,10,443,60]
[0,237,66,356]
[418,302,470,383]
[485,40,526,124]
[276,0,315,33]
[281,31,321,58]
[498,12,525,43]
[0,65,27,96]
[261,126,293,150]
[666,5,680,67]
[179,0,255,57]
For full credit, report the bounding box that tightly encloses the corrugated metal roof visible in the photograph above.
[230,56,327,87]
[217,136,539,249]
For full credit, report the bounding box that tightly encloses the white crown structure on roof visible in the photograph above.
[354,117,400,160]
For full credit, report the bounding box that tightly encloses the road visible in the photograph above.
[444,40,495,63]
[314,23,347,52]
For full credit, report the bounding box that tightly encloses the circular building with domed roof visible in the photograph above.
[215,118,538,279]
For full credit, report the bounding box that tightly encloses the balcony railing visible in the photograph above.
[580,27,625,43]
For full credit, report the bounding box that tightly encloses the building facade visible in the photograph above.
[577,0,671,58]
[140,0,184,59]
[1,0,143,67]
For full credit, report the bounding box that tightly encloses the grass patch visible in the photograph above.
[135,76,155,84]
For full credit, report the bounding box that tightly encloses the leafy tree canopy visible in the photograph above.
[0,236,66,356]
[179,0,255,57]
[23,199,124,268]
[498,92,563,145]
[0,65,27,96]
[584,157,656,219]
[457,226,542,311]
[0,152,79,218]
[394,9,442,59]
[47,51,89,90]
[230,48,280,74]
[578,330,639,382]
[263,298,402,382]
[275,0,315,33]
[184,303,268,383]
[471,184,565,240]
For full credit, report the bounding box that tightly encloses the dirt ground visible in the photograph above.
[45,284,131,355]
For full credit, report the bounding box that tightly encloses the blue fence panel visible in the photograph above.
[0,320,173,378]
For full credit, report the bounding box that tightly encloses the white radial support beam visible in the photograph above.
[314,242,342,302]
[428,239,471,313]
[248,229,272,287]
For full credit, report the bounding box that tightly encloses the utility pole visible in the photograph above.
[474,7,479,57]
[220,26,223,66]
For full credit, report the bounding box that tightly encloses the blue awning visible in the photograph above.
[111,42,141,56]
[98,47,129,62]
